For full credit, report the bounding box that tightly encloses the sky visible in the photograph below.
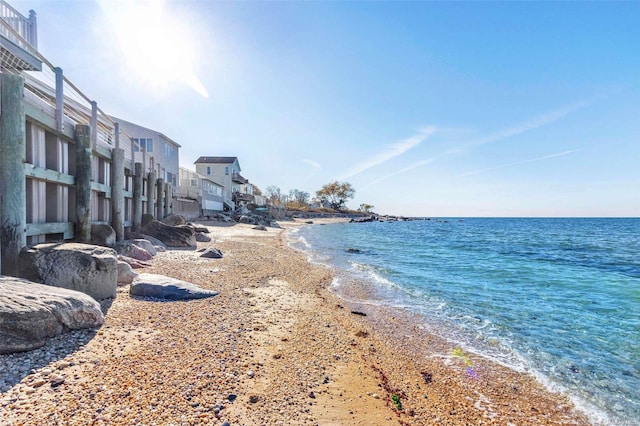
[12,0,640,217]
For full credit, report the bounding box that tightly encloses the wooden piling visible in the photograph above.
[74,125,92,243]
[146,170,156,217]
[111,147,125,241]
[156,178,164,220]
[164,182,172,217]
[132,162,143,232]
[0,74,26,276]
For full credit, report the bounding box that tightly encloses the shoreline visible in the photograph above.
[1,219,592,425]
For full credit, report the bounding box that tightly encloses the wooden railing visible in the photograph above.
[0,0,36,49]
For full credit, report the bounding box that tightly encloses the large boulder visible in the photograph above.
[130,273,219,300]
[117,261,138,284]
[16,243,118,300]
[91,224,116,247]
[114,242,153,262]
[130,239,157,256]
[141,220,196,248]
[0,276,104,354]
[195,232,212,242]
[162,214,186,226]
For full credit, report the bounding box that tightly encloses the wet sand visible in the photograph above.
[0,219,591,425]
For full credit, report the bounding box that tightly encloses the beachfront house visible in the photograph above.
[174,167,225,219]
[111,117,180,190]
[194,156,244,211]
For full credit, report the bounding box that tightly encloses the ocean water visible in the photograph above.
[288,218,640,425]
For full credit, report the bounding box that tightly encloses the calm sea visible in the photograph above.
[288,218,639,425]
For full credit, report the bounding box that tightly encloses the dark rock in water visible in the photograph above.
[200,248,223,259]
[141,219,196,248]
[346,248,361,253]
[252,225,267,231]
[0,276,104,354]
[162,213,186,226]
[91,224,116,247]
[16,243,118,300]
[195,232,212,242]
[130,273,219,300]
[305,221,314,224]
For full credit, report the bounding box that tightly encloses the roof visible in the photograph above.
[110,116,182,148]
[194,156,238,165]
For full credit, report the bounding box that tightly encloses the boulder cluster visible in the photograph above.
[0,213,221,355]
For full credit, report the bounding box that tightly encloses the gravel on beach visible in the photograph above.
[1,220,591,425]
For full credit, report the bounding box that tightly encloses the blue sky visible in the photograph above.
[13,0,640,216]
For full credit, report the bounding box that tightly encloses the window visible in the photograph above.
[164,142,177,159]
[133,138,153,152]
[225,166,229,175]
[206,166,211,175]
[190,178,198,187]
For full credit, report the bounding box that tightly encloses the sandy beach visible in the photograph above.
[0,219,592,425]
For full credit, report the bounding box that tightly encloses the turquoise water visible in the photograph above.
[288,218,640,425]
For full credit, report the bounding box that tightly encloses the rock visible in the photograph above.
[194,226,209,234]
[0,276,104,354]
[130,239,157,256]
[126,232,167,250]
[252,225,267,231]
[237,215,255,224]
[90,224,116,247]
[154,245,166,253]
[141,213,156,228]
[130,273,219,300]
[117,261,138,284]
[161,213,186,226]
[16,243,118,300]
[50,374,65,387]
[141,220,196,248]
[199,248,223,259]
[346,248,361,253]
[114,242,153,262]
[117,255,152,269]
[195,233,212,242]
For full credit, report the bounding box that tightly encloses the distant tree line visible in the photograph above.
[263,181,371,212]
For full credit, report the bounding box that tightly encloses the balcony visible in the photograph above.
[231,172,248,184]
[0,1,41,71]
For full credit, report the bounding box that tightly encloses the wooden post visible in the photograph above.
[164,182,172,217]
[114,121,120,149]
[111,148,125,241]
[55,67,63,132]
[132,162,143,232]
[146,170,156,217]
[29,10,38,49]
[0,74,26,276]
[90,101,97,150]
[156,178,164,220]
[74,125,92,243]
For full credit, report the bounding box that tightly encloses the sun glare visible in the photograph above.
[100,0,209,98]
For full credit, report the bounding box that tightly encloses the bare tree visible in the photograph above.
[315,181,355,210]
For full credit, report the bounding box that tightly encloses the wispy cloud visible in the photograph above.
[466,101,592,148]
[460,149,582,178]
[365,158,436,187]
[337,126,437,181]
[302,158,321,171]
